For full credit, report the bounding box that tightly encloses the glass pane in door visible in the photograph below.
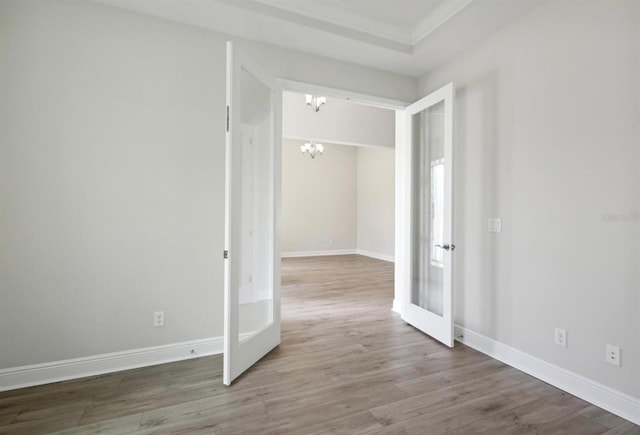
[411,100,445,317]
[237,66,274,343]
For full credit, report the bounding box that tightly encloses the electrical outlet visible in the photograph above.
[605,344,621,366]
[554,328,567,348]
[154,311,165,327]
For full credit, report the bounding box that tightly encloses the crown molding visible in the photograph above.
[218,0,412,52]
[243,0,474,50]
[252,0,412,45]
[411,0,474,45]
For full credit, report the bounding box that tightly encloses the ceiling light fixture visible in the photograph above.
[305,94,326,112]
[300,142,324,159]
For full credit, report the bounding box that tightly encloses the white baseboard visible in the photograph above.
[281,249,357,258]
[356,249,395,263]
[5,326,637,427]
[454,325,640,426]
[281,249,395,263]
[0,337,223,393]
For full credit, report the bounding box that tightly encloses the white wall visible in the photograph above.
[281,140,357,253]
[281,141,395,258]
[419,0,640,399]
[357,147,395,259]
[0,0,416,371]
[283,92,395,148]
[0,0,223,368]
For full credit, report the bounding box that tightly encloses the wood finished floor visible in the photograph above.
[0,255,638,434]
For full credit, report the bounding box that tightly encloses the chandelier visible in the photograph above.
[305,94,326,112]
[300,142,324,159]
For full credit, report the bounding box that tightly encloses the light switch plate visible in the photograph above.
[488,218,502,233]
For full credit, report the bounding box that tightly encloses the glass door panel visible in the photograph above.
[237,66,274,343]
[411,101,445,317]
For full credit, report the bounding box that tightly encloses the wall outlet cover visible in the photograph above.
[605,344,621,366]
[154,311,165,328]
[554,328,567,348]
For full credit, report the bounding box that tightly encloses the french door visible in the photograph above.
[398,83,455,347]
[223,42,282,385]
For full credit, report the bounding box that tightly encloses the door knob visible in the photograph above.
[435,244,456,251]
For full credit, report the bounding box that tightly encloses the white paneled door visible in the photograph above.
[398,83,455,347]
[223,42,282,385]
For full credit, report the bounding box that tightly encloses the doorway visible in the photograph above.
[280,91,396,265]
[224,49,456,382]
[277,86,402,368]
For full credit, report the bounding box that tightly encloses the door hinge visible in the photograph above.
[223,250,229,259]
[226,105,229,132]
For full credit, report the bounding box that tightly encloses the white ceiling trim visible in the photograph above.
[411,0,474,45]
[217,0,411,52]
[245,0,473,49]
[253,0,412,46]
[283,135,393,149]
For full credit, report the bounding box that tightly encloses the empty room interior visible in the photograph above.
[0,0,638,433]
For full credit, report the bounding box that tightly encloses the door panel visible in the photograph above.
[412,100,445,318]
[399,83,454,347]
[224,42,282,385]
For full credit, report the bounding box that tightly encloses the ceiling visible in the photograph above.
[94,0,541,77]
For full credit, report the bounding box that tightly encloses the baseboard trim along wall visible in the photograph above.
[454,325,640,426]
[0,337,223,393]
[2,323,637,427]
[356,249,395,262]
[282,249,395,262]
[281,249,357,258]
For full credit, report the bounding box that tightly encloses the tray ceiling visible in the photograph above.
[93,0,540,77]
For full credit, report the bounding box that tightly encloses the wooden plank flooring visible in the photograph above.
[0,255,637,434]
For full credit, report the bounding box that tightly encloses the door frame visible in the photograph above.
[278,79,409,111]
